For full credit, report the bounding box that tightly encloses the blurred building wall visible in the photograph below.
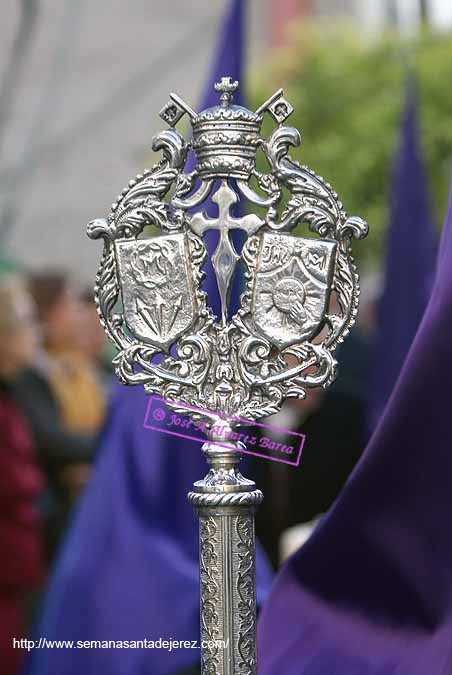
[428,0,452,28]
[269,0,313,46]
[0,0,267,281]
[303,0,452,32]
[1,0,451,283]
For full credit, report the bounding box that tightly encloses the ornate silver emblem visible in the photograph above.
[88,76,368,427]
[87,76,368,675]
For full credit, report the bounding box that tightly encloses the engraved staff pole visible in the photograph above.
[87,77,368,674]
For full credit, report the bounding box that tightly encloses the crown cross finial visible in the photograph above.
[214,76,239,107]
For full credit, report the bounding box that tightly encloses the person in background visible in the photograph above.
[28,273,106,435]
[12,272,105,561]
[80,288,114,392]
[0,276,44,675]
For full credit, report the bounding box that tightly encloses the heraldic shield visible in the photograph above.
[252,232,337,348]
[115,233,196,350]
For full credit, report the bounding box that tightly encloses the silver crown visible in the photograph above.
[159,76,294,179]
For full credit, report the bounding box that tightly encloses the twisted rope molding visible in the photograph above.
[187,490,264,508]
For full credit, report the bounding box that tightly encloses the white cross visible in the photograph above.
[190,180,263,324]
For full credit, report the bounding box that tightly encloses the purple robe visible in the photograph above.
[257,187,452,674]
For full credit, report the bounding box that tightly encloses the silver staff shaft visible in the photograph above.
[188,427,263,675]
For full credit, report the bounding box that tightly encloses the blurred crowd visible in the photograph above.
[0,270,112,673]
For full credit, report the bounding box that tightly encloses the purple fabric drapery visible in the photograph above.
[368,80,436,430]
[257,184,452,674]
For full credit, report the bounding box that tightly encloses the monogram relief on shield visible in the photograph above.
[252,233,336,348]
[115,234,196,350]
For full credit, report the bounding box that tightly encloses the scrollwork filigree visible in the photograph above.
[199,516,221,675]
[236,515,256,674]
